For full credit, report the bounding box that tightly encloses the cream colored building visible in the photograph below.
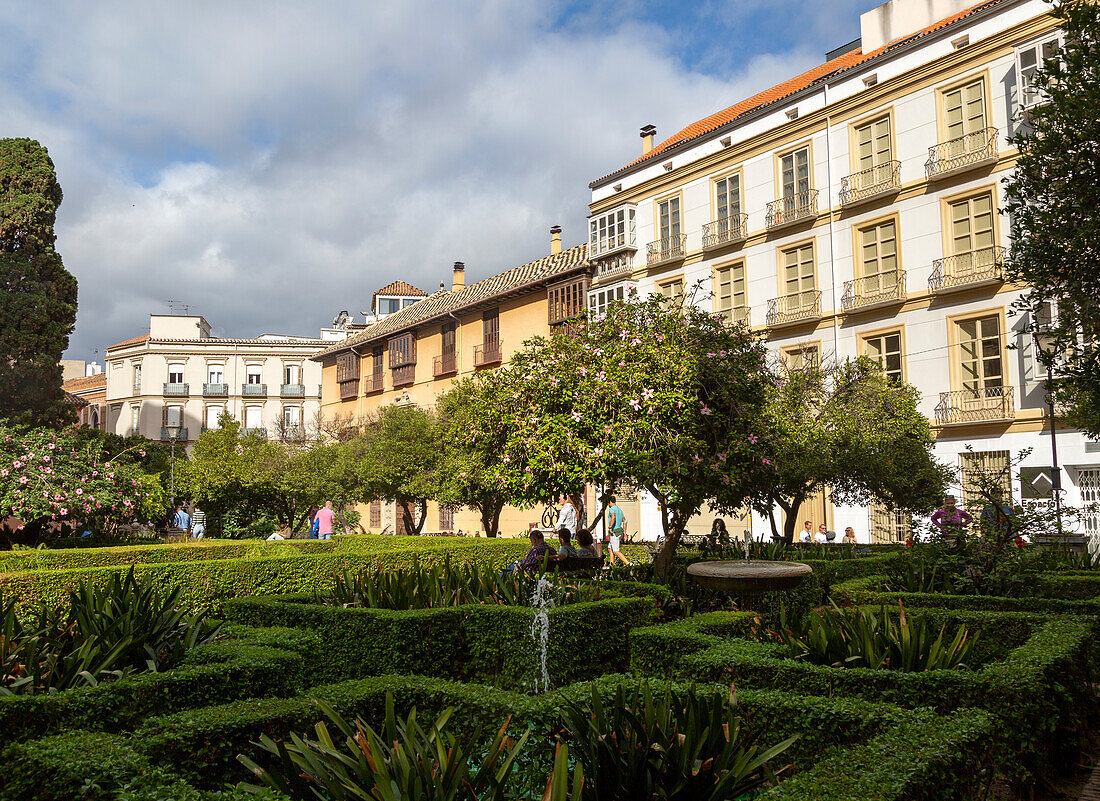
[104,314,346,448]
[586,0,1096,543]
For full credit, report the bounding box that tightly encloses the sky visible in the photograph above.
[0,0,869,359]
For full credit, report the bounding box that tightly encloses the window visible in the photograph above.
[782,242,816,298]
[589,204,636,258]
[244,406,262,430]
[132,363,142,393]
[657,196,681,242]
[548,276,589,325]
[482,309,499,348]
[402,298,418,308]
[957,315,1004,396]
[658,277,684,304]
[441,323,456,357]
[855,117,892,172]
[949,192,995,258]
[389,332,416,386]
[863,74,878,87]
[245,364,263,385]
[283,406,301,429]
[205,405,222,429]
[379,298,400,315]
[869,500,911,543]
[1017,33,1063,110]
[589,285,627,319]
[862,331,904,383]
[372,347,384,383]
[857,219,899,290]
[336,353,359,383]
[283,363,301,385]
[207,364,224,384]
[780,147,810,199]
[369,500,382,529]
[130,404,140,432]
[439,505,454,531]
[960,450,1012,507]
[944,79,986,141]
[783,344,820,371]
[713,262,746,324]
[168,365,184,385]
[165,405,183,428]
[715,173,741,222]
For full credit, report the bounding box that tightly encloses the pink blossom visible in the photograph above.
[629,399,641,411]
[701,403,713,416]
[717,452,727,462]
[595,371,606,381]
[42,455,50,463]
[550,377,560,386]
[719,350,727,357]
[642,388,654,401]
[594,448,604,457]
[60,508,68,515]
[692,454,703,464]
[91,471,98,477]
[138,449,146,457]
[571,410,583,422]
[19,477,27,484]
[762,458,772,465]
[12,460,21,468]
[503,455,510,463]
[748,434,759,444]
[618,361,625,368]
[107,472,114,479]
[459,472,467,479]
[707,352,716,358]
[44,467,52,474]
[76,488,83,495]
[47,443,55,450]
[0,470,6,478]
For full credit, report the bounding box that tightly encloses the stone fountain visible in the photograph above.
[686,530,811,601]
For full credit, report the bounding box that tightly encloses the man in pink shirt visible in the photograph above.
[315,500,337,540]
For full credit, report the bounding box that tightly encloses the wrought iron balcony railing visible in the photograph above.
[925,127,998,178]
[935,386,1015,425]
[203,383,228,396]
[841,269,906,312]
[718,306,750,327]
[766,290,822,326]
[433,352,457,377]
[594,254,632,281]
[242,383,268,397]
[160,427,189,441]
[242,427,268,438]
[839,161,901,206]
[928,246,1006,292]
[362,375,383,395]
[338,379,359,400]
[646,234,687,266]
[474,340,502,367]
[163,382,189,396]
[280,383,305,398]
[132,380,142,394]
[765,189,818,230]
[702,214,749,249]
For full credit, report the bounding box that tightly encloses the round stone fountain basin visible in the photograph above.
[686,560,812,593]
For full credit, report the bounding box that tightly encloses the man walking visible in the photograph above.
[606,496,631,566]
[173,504,190,534]
[190,505,206,539]
[315,500,337,540]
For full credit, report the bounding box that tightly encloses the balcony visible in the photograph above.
[242,427,268,438]
[589,203,638,260]
[841,270,906,313]
[392,363,416,387]
[160,427,189,441]
[765,189,819,230]
[935,386,1015,425]
[474,340,502,368]
[702,214,749,250]
[594,253,633,283]
[433,352,457,377]
[242,383,268,397]
[839,161,901,207]
[280,383,306,398]
[928,246,1006,293]
[132,381,142,394]
[338,379,359,400]
[766,290,822,327]
[163,382,189,397]
[718,306,750,327]
[925,127,998,179]
[203,383,228,397]
[362,375,384,395]
[646,234,687,267]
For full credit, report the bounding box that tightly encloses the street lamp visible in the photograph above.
[1032,329,1063,537]
[165,425,182,506]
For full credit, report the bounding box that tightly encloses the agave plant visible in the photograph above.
[238,692,530,801]
[768,602,976,672]
[545,683,795,801]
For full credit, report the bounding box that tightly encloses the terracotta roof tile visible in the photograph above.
[316,243,589,359]
[372,280,429,301]
[590,0,1006,187]
[105,333,150,350]
[63,374,107,392]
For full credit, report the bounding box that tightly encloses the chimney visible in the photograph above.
[640,124,657,155]
[452,261,465,291]
[550,225,562,255]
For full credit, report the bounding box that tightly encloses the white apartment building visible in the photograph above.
[104,314,346,447]
[586,0,1097,543]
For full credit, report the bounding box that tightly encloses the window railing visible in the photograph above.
[935,386,1015,425]
[702,214,749,249]
[242,383,267,397]
[841,269,906,311]
[132,379,142,394]
[928,246,1006,292]
[925,127,998,178]
[766,290,822,326]
[163,382,189,396]
[362,375,384,394]
[203,383,228,396]
[718,306,750,326]
[433,352,457,377]
[765,189,818,229]
[338,378,359,400]
[474,340,502,367]
[595,254,632,281]
[646,234,687,266]
[160,427,189,441]
[242,427,268,438]
[392,364,416,387]
[839,161,901,206]
[280,383,305,398]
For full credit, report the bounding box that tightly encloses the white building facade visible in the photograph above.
[586,0,1096,543]
[104,315,345,447]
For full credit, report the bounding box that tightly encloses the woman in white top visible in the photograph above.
[555,493,578,535]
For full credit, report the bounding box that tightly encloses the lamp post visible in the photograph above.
[1033,331,1064,537]
[166,425,181,506]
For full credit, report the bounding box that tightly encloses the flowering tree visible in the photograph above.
[471,294,771,575]
[0,423,160,547]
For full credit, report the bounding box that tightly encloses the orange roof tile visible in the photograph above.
[373,280,428,301]
[62,374,107,392]
[591,0,1005,188]
[105,334,150,350]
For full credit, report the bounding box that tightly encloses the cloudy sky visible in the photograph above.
[1,0,869,359]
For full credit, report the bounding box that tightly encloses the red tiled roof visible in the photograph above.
[590,0,1006,188]
[105,333,150,350]
[63,374,107,392]
[372,280,428,301]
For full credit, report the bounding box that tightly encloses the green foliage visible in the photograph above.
[0,731,153,801]
[547,682,795,801]
[240,692,530,801]
[1004,0,1100,435]
[0,138,78,429]
[765,602,978,672]
[1,568,221,695]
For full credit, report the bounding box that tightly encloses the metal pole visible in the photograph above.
[1047,361,1063,537]
[170,437,176,506]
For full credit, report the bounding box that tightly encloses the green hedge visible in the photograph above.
[221,591,658,690]
[833,574,1100,615]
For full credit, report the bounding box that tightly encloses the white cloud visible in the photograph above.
[0,1,849,356]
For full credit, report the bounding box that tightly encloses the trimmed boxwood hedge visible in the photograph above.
[221,590,659,689]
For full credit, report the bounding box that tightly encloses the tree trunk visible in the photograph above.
[652,507,687,578]
[411,499,428,534]
[781,496,803,546]
[479,498,503,538]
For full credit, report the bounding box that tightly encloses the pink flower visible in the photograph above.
[19,477,27,484]
[0,470,6,478]
[692,454,703,464]
[719,350,727,357]
[701,403,713,416]
[618,361,625,368]
[47,443,55,450]
[107,472,113,479]
[44,467,52,474]
[595,371,606,381]
[629,399,641,411]
[762,458,772,465]
[642,388,654,401]
[503,455,510,463]
[550,377,560,386]
[42,455,50,463]
[717,452,727,462]
[60,508,68,515]
[91,471,98,477]
[138,449,146,457]
[748,434,759,444]
[571,410,583,422]
[594,448,604,457]
[459,472,467,479]
[707,352,716,358]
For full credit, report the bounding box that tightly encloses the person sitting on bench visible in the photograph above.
[574,529,596,558]
[503,529,556,575]
[553,527,579,559]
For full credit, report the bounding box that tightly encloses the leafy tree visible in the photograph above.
[471,294,771,575]
[356,404,440,535]
[435,379,507,537]
[0,138,79,428]
[758,357,948,545]
[1004,0,1100,435]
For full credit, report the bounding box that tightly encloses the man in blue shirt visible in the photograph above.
[606,496,631,566]
[173,504,191,532]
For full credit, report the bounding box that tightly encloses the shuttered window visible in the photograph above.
[548,276,589,325]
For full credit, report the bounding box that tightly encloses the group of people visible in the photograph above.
[171,504,206,539]
[798,521,857,544]
[505,493,634,574]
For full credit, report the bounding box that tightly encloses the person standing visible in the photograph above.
[931,495,973,544]
[315,500,337,540]
[190,506,206,539]
[815,524,829,544]
[799,521,813,543]
[173,504,190,533]
[606,496,632,566]
[555,493,578,537]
